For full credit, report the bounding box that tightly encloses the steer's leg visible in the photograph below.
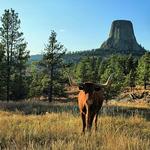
[87,112,95,132]
[94,113,98,131]
[81,113,86,133]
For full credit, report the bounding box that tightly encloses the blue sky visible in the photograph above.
[0,0,150,54]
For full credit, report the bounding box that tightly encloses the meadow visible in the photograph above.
[0,100,150,150]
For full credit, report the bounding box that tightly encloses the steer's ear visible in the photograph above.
[94,84,102,91]
[78,83,84,90]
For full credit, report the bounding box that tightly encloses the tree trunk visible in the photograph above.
[144,76,147,90]
[48,66,53,102]
[6,25,10,102]
[144,81,147,90]
[6,67,10,101]
[48,84,53,102]
[18,70,23,100]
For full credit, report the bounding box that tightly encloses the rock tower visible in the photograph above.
[100,20,145,52]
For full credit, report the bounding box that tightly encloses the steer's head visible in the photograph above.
[79,82,102,95]
[79,82,102,105]
[80,83,95,105]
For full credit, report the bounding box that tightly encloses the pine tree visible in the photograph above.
[40,30,66,102]
[11,43,30,100]
[75,57,92,82]
[0,43,6,99]
[0,9,29,100]
[137,52,150,89]
[28,62,49,98]
[125,55,137,91]
[100,55,126,98]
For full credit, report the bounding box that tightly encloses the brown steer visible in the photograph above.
[78,75,113,133]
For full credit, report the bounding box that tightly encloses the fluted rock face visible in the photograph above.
[101,20,144,52]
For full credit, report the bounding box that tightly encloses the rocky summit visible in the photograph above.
[100,20,145,52]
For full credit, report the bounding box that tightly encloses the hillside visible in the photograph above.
[30,48,146,63]
[29,54,43,62]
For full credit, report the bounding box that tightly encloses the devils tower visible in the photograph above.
[100,20,145,53]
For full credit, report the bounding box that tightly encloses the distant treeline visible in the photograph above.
[30,47,146,64]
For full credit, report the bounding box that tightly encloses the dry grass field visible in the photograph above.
[0,99,150,150]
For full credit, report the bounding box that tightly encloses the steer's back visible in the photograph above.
[92,90,104,105]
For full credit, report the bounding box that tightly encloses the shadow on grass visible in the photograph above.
[101,105,150,121]
[0,100,150,121]
[0,100,79,115]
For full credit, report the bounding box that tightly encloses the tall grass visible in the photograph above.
[0,103,150,150]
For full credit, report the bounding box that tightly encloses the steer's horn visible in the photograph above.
[101,73,114,87]
[68,75,78,86]
[64,65,78,86]
[67,74,78,86]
